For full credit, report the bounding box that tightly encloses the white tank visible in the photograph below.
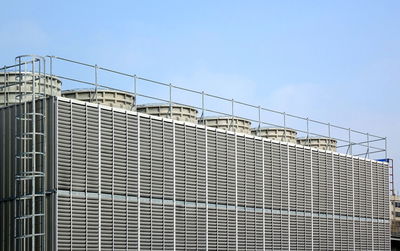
[0,72,62,107]
[198,116,252,134]
[297,137,337,152]
[251,127,297,143]
[62,89,136,110]
[136,103,198,123]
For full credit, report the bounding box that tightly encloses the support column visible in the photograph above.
[370,161,374,250]
[287,144,290,250]
[137,115,140,250]
[332,153,335,251]
[235,134,238,251]
[98,106,102,250]
[262,140,265,250]
[352,158,355,251]
[173,121,176,251]
[205,128,208,250]
[310,149,313,251]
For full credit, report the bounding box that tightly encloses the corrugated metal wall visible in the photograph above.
[55,97,390,250]
[0,99,57,251]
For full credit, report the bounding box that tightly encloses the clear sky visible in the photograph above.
[1,1,399,191]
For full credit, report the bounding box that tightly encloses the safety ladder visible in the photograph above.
[14,55,47,251]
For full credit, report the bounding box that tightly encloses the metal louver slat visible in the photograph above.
[53,99,391,250]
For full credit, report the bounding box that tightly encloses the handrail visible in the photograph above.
[0,55,387,158]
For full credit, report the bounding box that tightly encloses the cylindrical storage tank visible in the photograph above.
[62,89,136,110]
[136,103,198,123]
[0,72,62,107]
[198,116,252,134]
[251,127,297,143]
[297,137,337,152]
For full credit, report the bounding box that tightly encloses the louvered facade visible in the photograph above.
[0,97,391,250]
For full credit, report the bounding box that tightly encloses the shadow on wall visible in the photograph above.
[392,240,400,251]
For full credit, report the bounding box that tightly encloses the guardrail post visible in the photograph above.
[230,99,234,131]
[169,83,172,119]
[283,112,286,141]
[94,64,98,103]
[201,91,205,119]
[385,137,388,159]
[348,128,352,155]
[133,75,137,110]
[49,57,53,96]
[3,66,6,106]
[367,133,370,158]
[258,106,261,136]
[328,123,331,139]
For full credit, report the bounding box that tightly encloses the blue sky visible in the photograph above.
[1,1,399,190]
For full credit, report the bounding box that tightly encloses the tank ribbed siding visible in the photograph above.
[251,127,298,144]
[0,97,391,250]
[136,103,198,124]
[198,116,252,135]
[62,89,136,111]
[297,137,338,152]
[0,72,62,107]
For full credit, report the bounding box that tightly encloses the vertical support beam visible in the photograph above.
[31,61,36,251]
[94,65,98,103]
[201,91,205,119]
[205,128,208,250]
[310,148,313,251]
[230,99,234,131]
[42,59,47,251]
[126,111,129,251]
[332,153,335,251]
[283,113,287,142]
[49,57,53,97]
[262,139,265,251]
[137,115,140,250]
[367,133,370,159]
[195,126,199,251]
[348,128,352,155]
[169,84,172,119]
[85,103,88,250]
[385,137,387,159]
[14,102,18,251]
[328,123,331,139]
[149,119,152,249]
[352,157,355,251]
[173,121,176,251]
[226,131,229,249]
[55,97,59,251]
[235,134,238,251]
[258,106,261,136]
[370,161,374,250]
[69,100,73,250]
[3,66,6,106]
[98,106,102,250]
[287,144,290,250]
[112,111,115,250]
[133,75,137,111]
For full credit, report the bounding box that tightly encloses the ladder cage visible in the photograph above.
[13,55,48,251]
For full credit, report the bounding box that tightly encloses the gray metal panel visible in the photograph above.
[0,98,57,251]
[54,98,391,250]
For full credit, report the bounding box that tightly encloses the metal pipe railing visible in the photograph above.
[1,55,387,158]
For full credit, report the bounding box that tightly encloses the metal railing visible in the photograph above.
[0,55,387,159]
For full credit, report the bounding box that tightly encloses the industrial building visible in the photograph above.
[0,55,391,250]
